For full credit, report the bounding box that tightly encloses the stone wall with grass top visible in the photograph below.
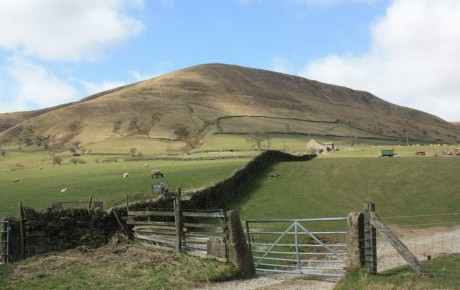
[4,207,115,262]
[114,150,315,213]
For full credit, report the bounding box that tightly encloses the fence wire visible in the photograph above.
[374,212,460,278]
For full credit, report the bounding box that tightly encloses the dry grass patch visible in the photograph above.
[1,236,236,290]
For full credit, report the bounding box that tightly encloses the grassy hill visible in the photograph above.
[1,135,458,219]
[1,64,459,152]
[231,156,460,220]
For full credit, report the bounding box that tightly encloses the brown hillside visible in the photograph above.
[0,63,459,149]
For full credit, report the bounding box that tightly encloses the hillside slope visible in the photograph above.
[0,63,459,149]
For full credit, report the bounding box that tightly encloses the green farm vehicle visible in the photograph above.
[381,149,396,157]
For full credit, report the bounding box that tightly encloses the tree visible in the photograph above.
[247,130,269,151]
[130,147,137,157]
[70,158,86,165]
[69,146,77,154]
[53,156,63,165]
[73,141,81,150]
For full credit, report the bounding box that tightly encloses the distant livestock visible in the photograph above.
[123,172,129,178]
[151,170,164,178]
[61,188,67,192]
[265,173,280,179]
[13,178,19,182]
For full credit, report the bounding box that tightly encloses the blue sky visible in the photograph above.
[0,0,459,121]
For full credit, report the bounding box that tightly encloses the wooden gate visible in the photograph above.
[125,208,227,259]
[245,217,347,276]
[0,221,10,263]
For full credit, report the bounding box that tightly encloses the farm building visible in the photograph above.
[307,139,336,153]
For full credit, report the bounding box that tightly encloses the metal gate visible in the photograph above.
[0,221,10,263]
[245,217,347,277]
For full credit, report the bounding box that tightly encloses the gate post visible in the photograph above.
[226,210,255,278]
[0,220,9,263]
[363,201,377,274]
[174,188,183,252]
[19,202,25,260]
[345,212,363,271]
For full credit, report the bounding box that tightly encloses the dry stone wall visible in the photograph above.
[5,207,115,261]
[114,150,315,214]
[2,150,314,263]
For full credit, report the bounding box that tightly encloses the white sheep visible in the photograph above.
[151,169,164,178]
[123,172,129,178]
[61,188,67,192]
[144,163,149,167]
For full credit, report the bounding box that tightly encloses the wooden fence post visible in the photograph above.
[174,188,183,252]
[19,202,25,260]
[363,201,377,274]
[88,195,93,210]
[370,212,434,277]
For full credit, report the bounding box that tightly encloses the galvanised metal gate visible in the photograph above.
[0,221,10,263]
[245,217,347,277]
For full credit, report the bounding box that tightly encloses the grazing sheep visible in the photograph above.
[151,169,164,178]
[265,173,280,179]
[123,172,129,178]
[13,178,19,182]
[61,188,67,192]
[144,163,149,167]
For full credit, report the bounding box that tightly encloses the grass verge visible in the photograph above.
[0,237,236,290]
[335,254,460,290]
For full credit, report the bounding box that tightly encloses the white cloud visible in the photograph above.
[236,0,262,5]
[0,57,79,112]
[301,0,460,121]
[0,0,144,62]
[130,60,174,81]
[271,57,294,75]
[80,80,127,96]
[294,0,377,6]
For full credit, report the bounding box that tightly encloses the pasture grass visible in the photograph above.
[335,253,460,290]
[1,134,459,289]
[196,133,314,152]
[85,137,187,155]
[230,156,460,221]
[0,152,248,217]
[196,133,420,153]
[322,144,459,158]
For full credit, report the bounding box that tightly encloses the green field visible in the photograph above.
[230,156,459,220]
[1,136,459,220]
[336,254,460,290]
[1,135,459,289]
[0,151,249,217]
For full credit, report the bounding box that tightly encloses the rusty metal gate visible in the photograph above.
[245,217,347,277]
[1,221,10,263]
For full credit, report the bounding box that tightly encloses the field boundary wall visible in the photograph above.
[114,150,315,213]
[3,207,115,262]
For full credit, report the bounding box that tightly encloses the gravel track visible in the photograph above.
[194,226,460,289]
[194,272,339,290]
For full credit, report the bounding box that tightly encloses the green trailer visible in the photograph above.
[381,149,396,157]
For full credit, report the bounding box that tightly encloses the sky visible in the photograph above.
[0,0,459,122]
